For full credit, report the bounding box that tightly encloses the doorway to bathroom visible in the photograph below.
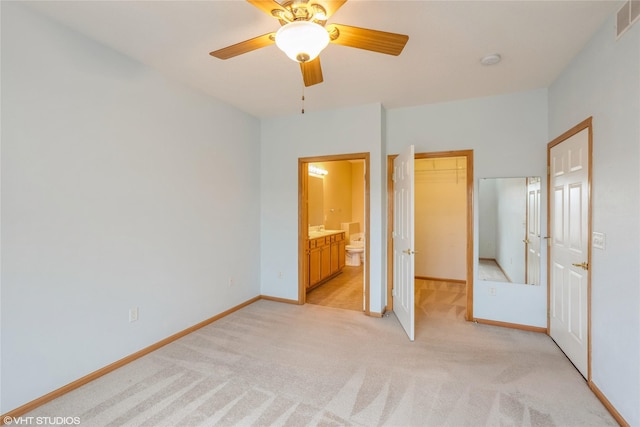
[298,153,370,314]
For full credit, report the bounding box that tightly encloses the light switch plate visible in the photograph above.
[593,232,605,250]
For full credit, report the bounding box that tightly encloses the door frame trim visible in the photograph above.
[546,116,593,380]
[387,150,474,320]
[298,153,371,314]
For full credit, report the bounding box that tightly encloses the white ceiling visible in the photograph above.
[25,0,622,118]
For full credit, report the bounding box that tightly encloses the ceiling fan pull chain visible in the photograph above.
[301,84,305,114]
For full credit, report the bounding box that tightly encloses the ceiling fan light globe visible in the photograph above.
[275,21,329,63]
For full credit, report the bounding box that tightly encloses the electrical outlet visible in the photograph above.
[228,277,234,287]
[278,271,283,279]
[489,287,497,296]
[129,307,139,322]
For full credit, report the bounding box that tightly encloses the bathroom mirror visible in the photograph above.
[478,177,541,285]
[308,175,324,227]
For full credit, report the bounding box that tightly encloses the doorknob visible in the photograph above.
[523,239,531,244]
[572,262,589,270]
[402,249,417,255]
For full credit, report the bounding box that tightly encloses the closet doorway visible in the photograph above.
[298,153,371,314]
[387,150,474,322]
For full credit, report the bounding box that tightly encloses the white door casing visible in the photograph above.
[548,124,591,379]
[393,145,415,341]
[526,177,541,285]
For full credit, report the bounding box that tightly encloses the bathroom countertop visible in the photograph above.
[307,230,343,239]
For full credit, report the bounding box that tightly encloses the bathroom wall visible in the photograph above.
[414,157,467,281]
[308,161,365,234]
[307,176,324,226]
[313,161,353,230]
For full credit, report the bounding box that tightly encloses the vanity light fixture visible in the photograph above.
[275,21,330,63]
[309,165,329,177]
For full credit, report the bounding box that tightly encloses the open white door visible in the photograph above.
[393,145,415,341]
[549,125,591,378]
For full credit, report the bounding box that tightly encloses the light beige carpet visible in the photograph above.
[24,281,616,426]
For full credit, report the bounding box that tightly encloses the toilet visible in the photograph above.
[341,222,365,267]
[345,234,365,266]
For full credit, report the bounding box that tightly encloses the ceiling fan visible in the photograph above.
[209,0,409,87]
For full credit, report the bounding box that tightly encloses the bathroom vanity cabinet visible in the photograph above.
[307,231,346,290]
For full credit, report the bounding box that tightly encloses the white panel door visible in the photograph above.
[549,127,590,378]
[526,177,541,285]
[393,145,415,341]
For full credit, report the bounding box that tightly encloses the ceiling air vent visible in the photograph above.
[617,0,640,39]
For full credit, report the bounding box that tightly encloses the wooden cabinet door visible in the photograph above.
[330,242,339,274]
[338,240,346,269]
[320,244,331,280]
[309,247,321,287]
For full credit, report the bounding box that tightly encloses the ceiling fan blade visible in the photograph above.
[246,0,286,17]
[327,24,409,56]
[321,1,348,19]
[300,57,324,87]
[210,33,275,60]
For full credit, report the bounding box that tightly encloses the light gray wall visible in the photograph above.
[495,177,527,284]
[548,14,640,426]
[478,178,498,259]
[259,104,386,311]
[386,89,549,327]
[1,3,261,413]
